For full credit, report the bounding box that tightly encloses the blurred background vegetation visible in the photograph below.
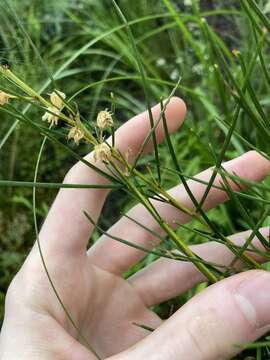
[1,1,270,357]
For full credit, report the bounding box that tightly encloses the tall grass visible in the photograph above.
[0,0,270,358]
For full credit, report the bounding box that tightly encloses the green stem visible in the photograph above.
[110,159,219,283]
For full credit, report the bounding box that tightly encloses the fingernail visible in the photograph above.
[234,271,270,329]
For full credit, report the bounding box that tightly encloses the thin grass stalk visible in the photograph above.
[0,180,122,190]
[84,211,226,270]
[214,116,270,161]
[162,166,270,206]
[109,158,219,283]
[159,104,261,269]
[112,0,161,182]
[245,0,270,33]
[219,170,269,250]
[230,206,270,268]
[197,17,267,211]
[241,1,270,91]
[236,51,269,128]
[32,136,100,358]
[162,0,204,62]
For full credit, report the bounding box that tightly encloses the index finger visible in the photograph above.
[37,97,187,257]
[115,270,270,360]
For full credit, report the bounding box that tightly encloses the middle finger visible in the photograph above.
[88,151,270,274]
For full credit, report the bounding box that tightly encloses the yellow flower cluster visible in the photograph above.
[93,109,114,161]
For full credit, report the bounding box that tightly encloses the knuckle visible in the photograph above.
[5,255,48,310]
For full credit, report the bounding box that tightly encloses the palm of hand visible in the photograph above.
[17,252,159,359]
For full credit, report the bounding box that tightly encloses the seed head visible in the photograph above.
[93,143,112,162]
[50,90,66,109]
[42,90,66,126]
[68,127,84,145]
[42,108,61,126]
[0,91,12,106]
[97,109,113,130]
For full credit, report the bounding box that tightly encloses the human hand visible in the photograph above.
[1,97,270,360]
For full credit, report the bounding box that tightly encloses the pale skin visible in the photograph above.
[1,97,270,360]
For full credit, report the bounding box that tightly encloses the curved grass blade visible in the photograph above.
[32,136,101,358]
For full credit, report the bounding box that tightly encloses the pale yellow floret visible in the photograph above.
[42,90,66,126]
[96,109,113,130]
[0,91,12,106]
[68,127,84,145]
[42,107,61,126]
[93,143,112,162]
[50,90,66,109]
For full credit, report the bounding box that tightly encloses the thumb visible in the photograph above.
[112,270,270,360]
